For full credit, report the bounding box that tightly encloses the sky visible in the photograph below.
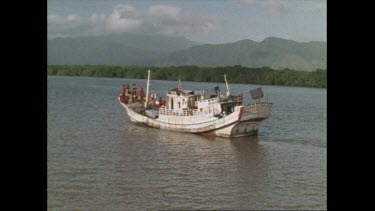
[47,0,326,44]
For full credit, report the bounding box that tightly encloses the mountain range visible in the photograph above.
[48,33,326,71]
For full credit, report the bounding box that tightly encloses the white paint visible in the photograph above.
[119,97,272,137]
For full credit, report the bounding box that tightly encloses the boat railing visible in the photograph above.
[159,108,206,117]
[197,97,218,105]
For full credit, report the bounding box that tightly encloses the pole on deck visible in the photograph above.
[145,70,150,109]
[224,74,231,96]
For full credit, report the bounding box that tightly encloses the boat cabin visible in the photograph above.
[165,88,203,111]
[159,87,243,118]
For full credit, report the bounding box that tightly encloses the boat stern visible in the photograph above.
[240,102,272,122]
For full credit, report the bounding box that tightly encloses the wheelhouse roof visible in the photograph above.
[168,87,195,95]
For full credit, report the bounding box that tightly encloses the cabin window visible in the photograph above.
[171,98,174,109]
[178,102,181,108]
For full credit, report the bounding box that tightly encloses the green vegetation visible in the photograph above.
[47,65,327,88]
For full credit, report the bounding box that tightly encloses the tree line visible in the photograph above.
[47,65,327,88]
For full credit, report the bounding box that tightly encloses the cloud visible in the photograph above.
[308,1,326,12]
[238,0,290,15]
[67,15,77,21]
[148,5,181,18]
[239,0,326,14]
[106,5,142,32]
[143,5,220,35]
[91,13,107,24]
[48,4,220,38]
[48,14,83,36]
[48,14,80,25]
[114,4,136,13]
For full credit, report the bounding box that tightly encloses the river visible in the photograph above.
[47,76,326,210]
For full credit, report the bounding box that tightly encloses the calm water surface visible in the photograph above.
[47,76,326,210]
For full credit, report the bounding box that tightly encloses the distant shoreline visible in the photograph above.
[47,65,327,88]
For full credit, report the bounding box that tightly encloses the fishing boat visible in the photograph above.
[118,70,272,138]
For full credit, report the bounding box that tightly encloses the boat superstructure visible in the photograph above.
[118,70,272,138]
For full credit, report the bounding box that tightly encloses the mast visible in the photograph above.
[145,70,150,108]
[224,74,231,96]
[178,78,181,89]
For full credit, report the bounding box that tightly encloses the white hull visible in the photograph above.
[118,98,272,138]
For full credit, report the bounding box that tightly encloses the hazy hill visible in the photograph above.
[48,33,199,65]
[48,34,326,71]
[163,37,326,71]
